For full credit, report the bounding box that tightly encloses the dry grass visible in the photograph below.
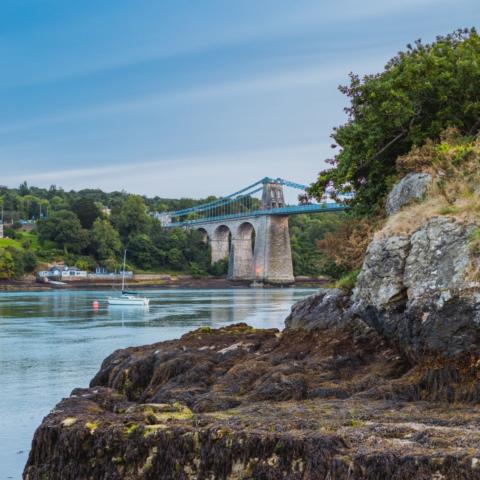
[378,130,480,238]
[377,198,448,238]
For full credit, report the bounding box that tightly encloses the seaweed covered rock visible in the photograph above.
[284,288,350,331]
[23,323,480,480]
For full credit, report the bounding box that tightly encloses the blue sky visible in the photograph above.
[0,0,478,198]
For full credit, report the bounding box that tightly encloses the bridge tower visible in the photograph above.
[249,179,294,284]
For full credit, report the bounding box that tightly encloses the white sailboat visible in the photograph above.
[107,250,150,307]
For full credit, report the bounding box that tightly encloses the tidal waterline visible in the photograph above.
[0,288,315,479]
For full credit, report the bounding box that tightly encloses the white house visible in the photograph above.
[37,266,88,279]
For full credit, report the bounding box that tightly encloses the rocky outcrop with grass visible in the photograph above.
[385,172,432,216]
[352,216,478,360]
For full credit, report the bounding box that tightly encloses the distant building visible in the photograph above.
[88,266,133,279]
[0,223,3,239]
[37,266,88,279]
[153,212,172,226]
[101,206,111,216]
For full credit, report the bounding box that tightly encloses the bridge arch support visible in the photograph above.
[209,224,231,264]
[197,227,209,244]
[229,221,255,280]
[193,215,294,284]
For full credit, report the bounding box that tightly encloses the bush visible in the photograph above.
[189,261,207,278]
[316,218,374,273]
[0,248,15,279]
[22,251,37,273]
[3,227,17,239]
[335,269,360,291]
[209,258,229,276]
[75,256,96,272]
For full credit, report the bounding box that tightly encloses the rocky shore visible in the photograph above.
[23,174,480,479]
[23,316,480,479]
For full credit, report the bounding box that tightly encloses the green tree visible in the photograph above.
[18,195,43,220]
[22,251,37,273]
[72,197,101,229]
[113,195,151,240]
[127,233,158,269]
[289,214,345,277]
[89,218,122,261]
[50,195,68,212]
[210,258,229,276]
[18,181,30,196]
[0,248,15,279]
[167,247,184,270]
[309,28,480,213]
[38,210,87,253]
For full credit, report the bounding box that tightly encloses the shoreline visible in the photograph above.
[0,276,328,292]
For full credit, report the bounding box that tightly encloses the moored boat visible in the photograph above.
[107,294,149,306]
[107,250,150,307]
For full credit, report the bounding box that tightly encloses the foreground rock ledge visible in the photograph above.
[24,323,480,479]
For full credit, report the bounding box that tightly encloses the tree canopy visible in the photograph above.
[309,28,480,213]
[38,210,87,253]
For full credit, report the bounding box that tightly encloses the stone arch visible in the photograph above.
[197,227,209,244]
[211,224,231,263]
[237,222,255,251]
[229,222,255,280]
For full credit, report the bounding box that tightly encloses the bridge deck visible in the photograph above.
[165,203,347,227]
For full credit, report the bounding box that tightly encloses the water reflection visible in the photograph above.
[0,287,315,479]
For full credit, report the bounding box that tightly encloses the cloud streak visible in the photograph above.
[0,56,387,136]
[2,142,331,198]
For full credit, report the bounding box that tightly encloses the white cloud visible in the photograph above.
[2,142,331,199]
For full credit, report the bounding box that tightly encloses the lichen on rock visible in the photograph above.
[385,172,432,216]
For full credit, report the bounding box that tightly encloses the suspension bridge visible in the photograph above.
[159,177,349,284]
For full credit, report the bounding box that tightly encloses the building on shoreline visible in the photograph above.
[37,266,88,280]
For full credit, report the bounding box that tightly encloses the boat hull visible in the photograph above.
[107,296,150,306]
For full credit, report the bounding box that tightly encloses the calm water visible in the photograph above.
[0,288,314,479]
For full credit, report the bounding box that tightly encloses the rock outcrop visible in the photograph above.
[24,173,480,479]
[25,323,418,480]
[385,172,432,215]
[352,216,480,361]
[284,288,350,331]
[24,322,480,480]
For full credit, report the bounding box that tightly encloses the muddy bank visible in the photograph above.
[0,276,326,292]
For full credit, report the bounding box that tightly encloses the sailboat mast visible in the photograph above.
[121,249,127,292]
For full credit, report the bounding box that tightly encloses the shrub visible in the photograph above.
[316,218,374,273]
[209,258,229,276]
[3,227,17,239]
[189,262,207,278]
[335,269,360,291]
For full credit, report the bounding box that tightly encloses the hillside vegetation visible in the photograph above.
[309,28,480,285]
[0,184,342,280]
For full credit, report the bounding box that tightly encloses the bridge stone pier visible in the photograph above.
[194,182,294,284]
[196,215,294,284]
